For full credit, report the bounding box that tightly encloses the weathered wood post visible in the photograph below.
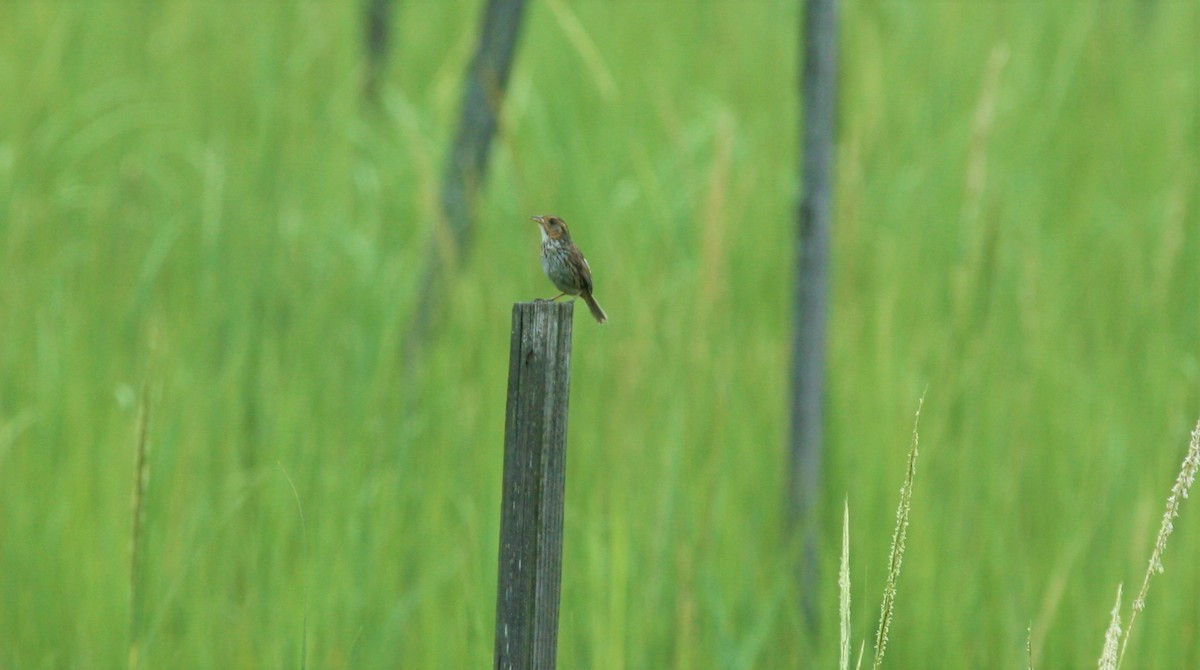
[494,301,574,670]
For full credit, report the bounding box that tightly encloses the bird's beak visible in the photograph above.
[531,215,545,225]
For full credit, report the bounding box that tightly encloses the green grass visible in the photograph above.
[2,1,1199,667]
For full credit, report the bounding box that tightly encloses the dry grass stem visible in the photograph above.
[1117,419,1200,667]
[872,395,924,669]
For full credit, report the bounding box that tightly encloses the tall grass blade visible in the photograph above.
[127,376,151,670]
[278,462,310,670]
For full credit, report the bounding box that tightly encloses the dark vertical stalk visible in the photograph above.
[362,0,397,103]
[409,0,528,344]
[792,0,838,632]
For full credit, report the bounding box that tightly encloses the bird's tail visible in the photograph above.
[582,292,607,324]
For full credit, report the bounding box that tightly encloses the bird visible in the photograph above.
[531,214,607,324]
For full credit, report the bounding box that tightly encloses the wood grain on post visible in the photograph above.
[494,301,573,670]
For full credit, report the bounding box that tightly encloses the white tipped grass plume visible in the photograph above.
[1098,583,1121,670]
[872,396,923,669]
[1117,419,1200,667]
[1026,623,1034,670]
[840,500,851,670]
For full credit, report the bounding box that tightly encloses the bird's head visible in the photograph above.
[531,215,570,241]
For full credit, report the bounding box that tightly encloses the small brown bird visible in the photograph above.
[532,214,607,323]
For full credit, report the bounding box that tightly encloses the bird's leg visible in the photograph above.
[536,292,567,302]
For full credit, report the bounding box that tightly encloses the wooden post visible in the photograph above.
[408,0,529,348]
[792,0,838,631]
[494,301,573,670]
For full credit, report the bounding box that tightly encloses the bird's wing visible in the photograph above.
[573,247,595,294]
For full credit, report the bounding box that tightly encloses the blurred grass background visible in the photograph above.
[1,1,1198,667]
